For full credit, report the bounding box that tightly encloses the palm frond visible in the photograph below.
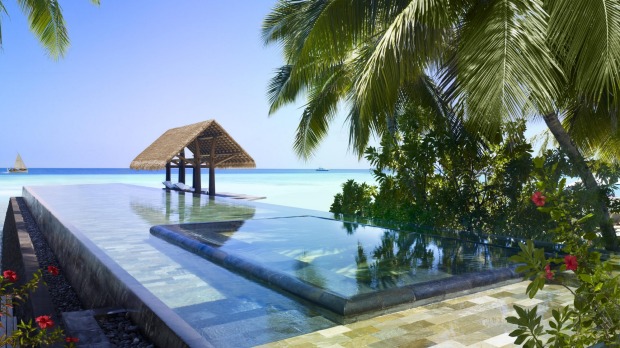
[442,0,562,134]
[563,99,620,161]
[294,62,350,159]
[547,0,620,109]
[266,65,306,115]
[354,0,453,123]
[0,1,8,48]
[17,0,69,58]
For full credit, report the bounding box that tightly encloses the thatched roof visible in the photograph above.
[130,120,256,170]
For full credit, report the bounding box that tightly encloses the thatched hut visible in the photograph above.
[130,120,256,196]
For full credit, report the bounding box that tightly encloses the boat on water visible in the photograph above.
[316,167,329,172]
[8,153,28,173]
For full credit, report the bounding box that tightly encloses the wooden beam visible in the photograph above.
[196,152,242,159]
[209,139,216,197]
[193,139,202,194]
[178,150,186,183]
[215,154,238,166]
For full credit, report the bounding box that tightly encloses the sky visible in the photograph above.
[0,1,374,169]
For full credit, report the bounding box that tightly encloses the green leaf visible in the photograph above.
[515,334,527,345]
[576,213,594,224]
[533,157,544,169]
[583,231,597,241]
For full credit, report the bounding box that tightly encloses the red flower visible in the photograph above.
[3,270,17,282]
[531,191,546,207]
[47,265,59,276]
[35,315,54,329]
[544,264,553,280]
[65,337,80,343]
[564,255,578,271]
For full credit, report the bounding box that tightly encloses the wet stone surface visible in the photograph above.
[16,197,156,347]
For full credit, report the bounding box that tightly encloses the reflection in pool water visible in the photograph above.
[24,184,521,346]
[151,216,520,316]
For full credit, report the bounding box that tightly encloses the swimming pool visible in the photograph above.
[152,216,520,316]
[21,184,521,347]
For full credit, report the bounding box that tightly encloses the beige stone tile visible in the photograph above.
[466,342,503,348]
[342,325,380,339]
[262,281,573,348]
[469,296,500,304]
[425,312,459,325]
[431,340,468,347]
[369,335,435,348]
[339,335,381,347]
[371,327,411,340]
[399,319,435,332]
[318,326,352,338]
[452,332,494,346]
[513,298,544,307]
[483,333,515,347]
[372,318,407,329]
[399,311,437,324]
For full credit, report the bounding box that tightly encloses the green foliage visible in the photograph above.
[330,179,375,217]
[507,156,620,347]
[0,269,77,347]
[331,110,555,239]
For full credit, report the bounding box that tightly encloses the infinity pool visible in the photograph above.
[22,184,520,347]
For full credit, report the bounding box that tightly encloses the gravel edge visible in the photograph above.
[15,197,155,348]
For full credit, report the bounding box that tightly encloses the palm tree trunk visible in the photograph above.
[543,112,618,250]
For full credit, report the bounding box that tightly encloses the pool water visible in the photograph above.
[151,216,520,317]
[23,184,520,347]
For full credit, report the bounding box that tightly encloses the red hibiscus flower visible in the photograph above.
[3,270,17,282]
[564,255,578,271]
[531,191,546,207]
[35,315,54,329]
[544,264,553,280]
[65,337,80,343]
[47,265,59,276]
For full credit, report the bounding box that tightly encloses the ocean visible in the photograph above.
[0,168,376,228]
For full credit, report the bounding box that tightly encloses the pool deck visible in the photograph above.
[13,184,578,347]
[260,281,573,347]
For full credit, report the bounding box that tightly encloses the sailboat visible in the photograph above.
[8,153,28,173]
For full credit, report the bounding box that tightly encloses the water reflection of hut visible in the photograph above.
[130,120,256,196]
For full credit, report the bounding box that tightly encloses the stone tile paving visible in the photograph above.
[259,282,572,347]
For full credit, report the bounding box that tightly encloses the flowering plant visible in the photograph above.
[507,157,620,347]
[0,267,79,347]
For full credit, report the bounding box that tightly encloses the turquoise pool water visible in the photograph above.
[23,184,519,347]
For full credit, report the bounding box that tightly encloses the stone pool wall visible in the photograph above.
[19,190,211,348]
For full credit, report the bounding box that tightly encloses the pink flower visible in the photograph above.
[47,265,59,276]
[35,315,54,329]
[564,255,578,271]
[3,270,17,282]
[531,191,546,207]
[544,264,553,280]
[65,337,79,343]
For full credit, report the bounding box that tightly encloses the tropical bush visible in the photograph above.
[331,107,620,247]
[507,157,620,347]
[0,267,78,347]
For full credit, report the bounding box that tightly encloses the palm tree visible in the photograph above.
[263,0,620,250]
[0,0,99,58]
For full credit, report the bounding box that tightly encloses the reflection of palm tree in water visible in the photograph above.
[355,230,434,290]
[436,237,499,274]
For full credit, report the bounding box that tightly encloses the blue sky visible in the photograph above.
[0,1,373,169]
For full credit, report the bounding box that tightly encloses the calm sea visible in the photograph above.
[0,168,375,228]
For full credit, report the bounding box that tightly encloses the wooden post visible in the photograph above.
[178,150,186,183]
[165,162,171,182]
[193,140,202,194]
[209,139,216,197]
